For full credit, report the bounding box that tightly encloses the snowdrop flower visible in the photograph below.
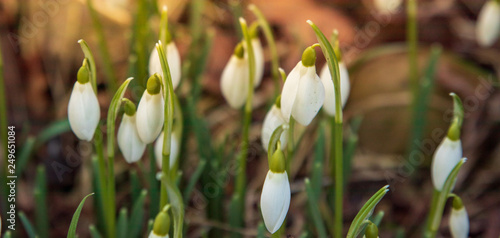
[154,130,181,169]
[248,26,265,87]
[260,144,290,234]
[68,60,100,141]
[261,101,288,152]
[449,196,469,238]
[432,93,464,191]
[373,0,402,13]
[320,61,350,116]
[221,43,250,108]
[148,206,171,238]
[117,99,146,163]
[476,0,500,47]
[136,74,165,144]
[149,40,181,89]
[281,46,325,126]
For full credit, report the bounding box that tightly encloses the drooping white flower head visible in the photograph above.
[261,104,288,152]
[154,130,181,169]
[221,43,250,109]
[320,61,350,116]
[431,137,462,191]
[449,196,469,238]
[260,147,290,234]
[68,62,100,141]
[149,41,181,89]
[117,100,146,163]
[136,74,165,144]
[281,46,325,126]
[251,38,264,88]
[373,0,402,13]
[476,0,500,47]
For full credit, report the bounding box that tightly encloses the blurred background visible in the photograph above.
[1,0,500,237]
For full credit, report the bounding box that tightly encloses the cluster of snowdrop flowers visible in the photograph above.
[221,33,264,108]
[148,206,171,238]
[449,196,469,238]
[281,45,325,126]
[68,59,100,141]
[476,0,500,47]
[260,143,290,234]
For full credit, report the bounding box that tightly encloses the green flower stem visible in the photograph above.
[155,41,175,208]
[286,117,295,175]
[231,18,256,233]
[407,0,418,98]
[105,78,133,238]
[307,20,343,238]
[424,158,467,238]
[78,40,98,95]
[249,4,281,98]
[86,0,118,92]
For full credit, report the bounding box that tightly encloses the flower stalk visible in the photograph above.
[307,20,344,238]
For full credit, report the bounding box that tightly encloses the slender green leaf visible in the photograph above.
[128,190,148,238]
[89,225,103,238]
[34,165,49,238]
[305,178,328,238]
[19,211,37,238]
[347,185,389,238]
[311,123,325,199]
[67,193,94,238]
[90,156,106,234]
[130,169,141,205]
[257,222,266,238]
[116,208,128,238]
[183,159,207,204]
[343,117,362,186]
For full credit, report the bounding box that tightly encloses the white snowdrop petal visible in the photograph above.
[136,91,165,144]
[374,0,402,13]
[320,62,350,116]
[280,62,302,122]
[431,137,462,191]
[154,132,181,169]
[450,207,469,238]
[118,114,146,163]
[148,231,169,238]
[261,105,288,151]
[260,171,291,234]
[252,38,265,88]
[291,66,325,126]
[221,56,249,109]
[68,82,100,141]
[148,42,182,89]
[477,1,500,47]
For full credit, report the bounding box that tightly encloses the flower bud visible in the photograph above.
[154,131,181,169]
[149,41,181,89]
[221,43,250,109]
[476,0,500,47]
[261,104,288,152]
[320,61,350,116]
[117,100,146,163]
[450,196,469,238]
[249,38,264,87]
[136,75,165,144]
[148,206,171,238]
[280,46,325,126]
[68,63,100,141]
[260,148,290,234]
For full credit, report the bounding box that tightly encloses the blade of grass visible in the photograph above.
[127,190,148,238]
[183,159,207,204]
[130,169,141,206]
[305,178,328,238]
[34,166,49,238]
[89,225,103,238]
[311,123,325,197]
[116,208,128,238]
[67,193,94,238]
[19,211,37,238]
